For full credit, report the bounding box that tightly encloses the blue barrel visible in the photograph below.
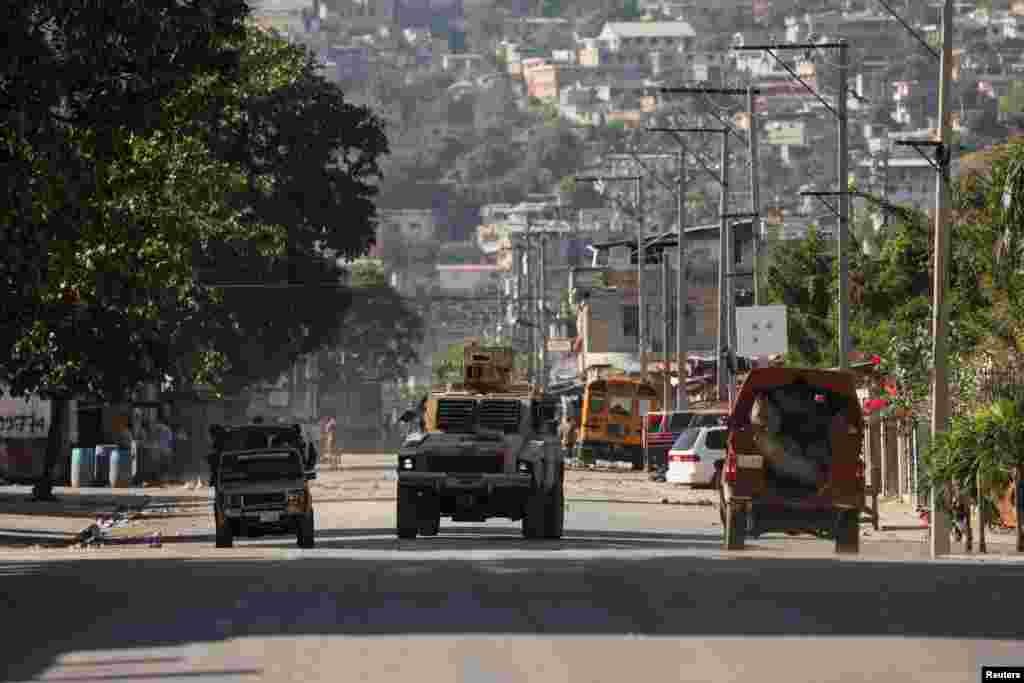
[109,447,132,488]
[70,447,95,488]
[93,444,115,485]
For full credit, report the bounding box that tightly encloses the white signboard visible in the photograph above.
[736,305,788,357]
[547,337,574,353]
[765,121,805,146]
[0,389,51,439]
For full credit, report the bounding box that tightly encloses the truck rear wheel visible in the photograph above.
[397,486,418,539]
[418,492,441,536]
[724,501,747,550]
[215,507,234,549]
[834,509,860,554]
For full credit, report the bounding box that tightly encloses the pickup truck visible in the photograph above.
[213,447,317,549]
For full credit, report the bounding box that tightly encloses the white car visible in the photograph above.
[666,426,728,486]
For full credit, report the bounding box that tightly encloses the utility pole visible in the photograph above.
[717,132,730,404]
[636,176,646,384]
[732,43,850,370]
[930,0,955,558]
[837,41,851,371]
[539,234,548,389]
[525,214,535,384]
[676,144,687,410]
[661,252,671,408]
[747,85,762,306]
[658,88,761,403]
[575,174,645,382]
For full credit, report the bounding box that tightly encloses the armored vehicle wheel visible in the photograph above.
[215,508,234,549]
[522,487,549,539]
[544,474,565,540]
[297,510,315,548]
[397,486,418,539]
[834,509,860,554]
[724,500,747,550]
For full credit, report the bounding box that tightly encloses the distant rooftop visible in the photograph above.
[602,21,696,38]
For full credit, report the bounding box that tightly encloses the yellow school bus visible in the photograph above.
[573,375,661,470]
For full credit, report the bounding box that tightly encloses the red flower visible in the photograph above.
[871,355,881,366]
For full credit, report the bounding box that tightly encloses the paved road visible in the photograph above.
[3,459,1022,682]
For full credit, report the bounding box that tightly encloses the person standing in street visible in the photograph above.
[559,414,577,459]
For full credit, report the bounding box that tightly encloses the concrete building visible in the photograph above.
[597,21,697,54]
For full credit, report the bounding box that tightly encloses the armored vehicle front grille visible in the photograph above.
[477,399,521,434]
[242,493,286,507]
[427,455,502,474]
[436,398,476,432]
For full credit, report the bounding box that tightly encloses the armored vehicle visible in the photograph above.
[395,340,563,539]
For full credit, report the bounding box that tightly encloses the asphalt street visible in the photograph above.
[2,459,1023,683]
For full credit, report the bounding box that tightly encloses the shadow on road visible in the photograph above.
[566,497,716,506]
[3,545,1024,682]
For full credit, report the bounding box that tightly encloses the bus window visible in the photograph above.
[609,396,631,416]
[637,399,654,416]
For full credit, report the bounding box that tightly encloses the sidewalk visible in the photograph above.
[0,481,209,548]
[868,497,1023,559]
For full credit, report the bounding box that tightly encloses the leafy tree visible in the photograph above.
[1,16,388,499]
[2,0,254,500]
[319,285,425,389]
[763,225,836,367]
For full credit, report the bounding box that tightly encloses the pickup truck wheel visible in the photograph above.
[420,516,440,536]
[417,492,440,536]
[215,508,234,549]
[297,510,315,549]
[724,501,747,550]
[396,486,418,539]
[834,509,860,554]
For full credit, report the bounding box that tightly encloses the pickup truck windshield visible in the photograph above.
[220,451,303,481]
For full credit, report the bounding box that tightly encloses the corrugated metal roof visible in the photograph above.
[603,21,695,38]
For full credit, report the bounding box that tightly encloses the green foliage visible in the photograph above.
[763,225,836,367]
[999,82,1024,115]
[1,16,391,405]
[617,0,642,20]
[318,286,425,388]
[541,0,563,17]
[922,398,1024,524]
[349,260,387,288]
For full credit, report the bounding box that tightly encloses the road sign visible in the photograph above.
[736,305,788,357]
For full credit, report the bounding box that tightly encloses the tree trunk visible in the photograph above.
[32,398,69,502]
[977,476,987,554]
[1016,464,1023,553]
